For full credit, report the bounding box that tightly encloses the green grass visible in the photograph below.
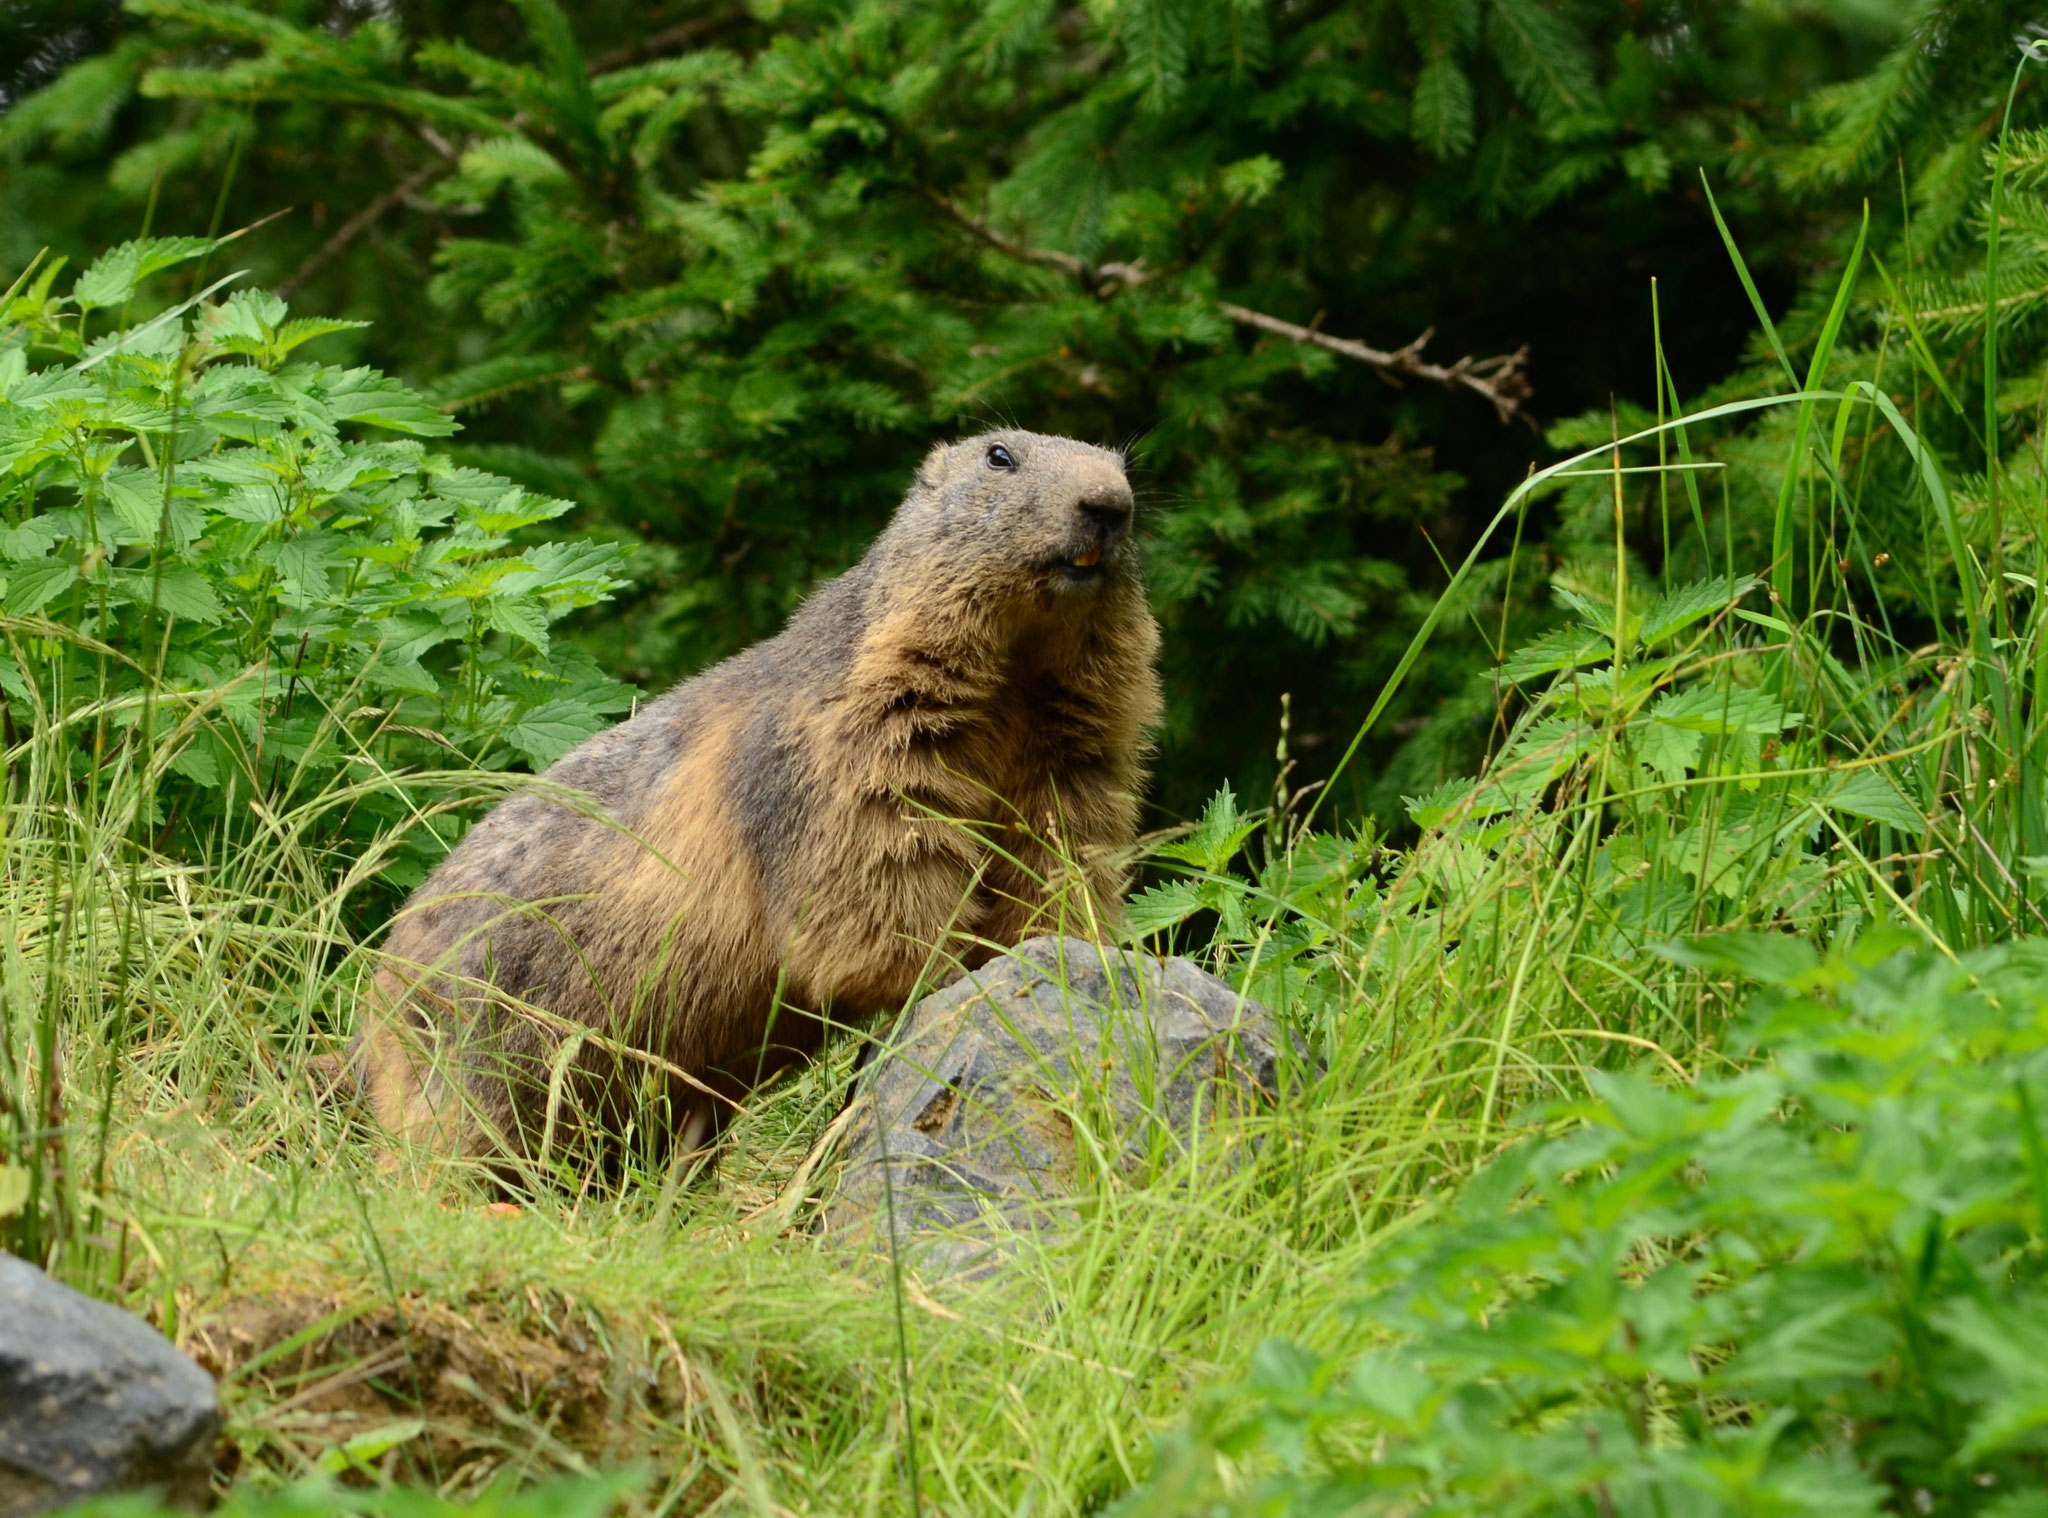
[11,169,2048,1515]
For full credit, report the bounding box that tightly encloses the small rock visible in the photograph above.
[828,935,1292,1274]
[0,1255,220,1517]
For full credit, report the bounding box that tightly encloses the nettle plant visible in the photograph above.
[1129,563,1923,1052]
[1127,935,2048,1516]
[0,238,633,891]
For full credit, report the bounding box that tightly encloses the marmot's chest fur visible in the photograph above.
[357,430,1162,1168]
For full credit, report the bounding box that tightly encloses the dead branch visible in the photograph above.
[921,188,1533,424]
[1218,305,1532,426]
[276,162,446,301]
[587,18,723,75]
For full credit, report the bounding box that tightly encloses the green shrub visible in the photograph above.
[0,239,633,891]
[1,0,1929,818]
[1125,934,2048,1516]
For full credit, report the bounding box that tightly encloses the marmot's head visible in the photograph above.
[892,429,1138,609]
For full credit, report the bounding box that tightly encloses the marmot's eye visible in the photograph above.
[985,444,1017,471]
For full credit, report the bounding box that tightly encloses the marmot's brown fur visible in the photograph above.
[356,429,1161,1166]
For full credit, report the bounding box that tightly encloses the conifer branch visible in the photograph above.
[922,189,1533,424]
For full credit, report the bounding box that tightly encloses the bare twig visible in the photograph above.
[586,17,722,75]
[276,162,445,301]
[1219,305,1531,425]
[414,122,459,162]
[921,188,1533,424]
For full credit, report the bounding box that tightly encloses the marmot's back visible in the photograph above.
[357,430,1161,1171]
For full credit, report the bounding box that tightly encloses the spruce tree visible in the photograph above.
[1,0,1907,818]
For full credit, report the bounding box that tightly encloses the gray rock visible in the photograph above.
[0,1255,220,1517]
[828,936,1292,1274]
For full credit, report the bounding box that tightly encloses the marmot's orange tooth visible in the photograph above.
[1073,547,1103,567]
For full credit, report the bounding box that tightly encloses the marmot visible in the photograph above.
[356,429,1161,1169]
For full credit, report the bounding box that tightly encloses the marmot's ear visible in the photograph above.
[915,444,952,494]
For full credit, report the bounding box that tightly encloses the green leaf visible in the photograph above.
[486,594,550,651]
[257,533,344,600]
[1632,718,1700,784]
[1820,769,1923,834]
[319,367,459,436]
[0,1163,28,1220]
[514,539,629,604]
[505,698,607,766]
[1124,879,1205,937]
[314,1417,427,1477]
[1638,574,1760,646]
[1648,684,1798,737]
[113,562,224,623]
[364,652,441,696]
[1499,623,1608,681]
[1157,784,1261,871]
[6,558,75,613]
[1653,930,1820,987]
[168,730,224,787]
[71,234,216,309]
[99,466,168,539]
[0,519,65,561]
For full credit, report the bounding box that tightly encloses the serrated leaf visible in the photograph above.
[1124,879,1205,938]
[99,466,167,539]
[113,562,223,623]
[1550,583,1617,637]
[319,367,459,436]
[514,539,628,603]
[257,532,345,602]
[1820,769,1923,833]
[1632,719,1701,784]
[468,488,573,534]
[71,235,216,310]
[1649,684,1798,736]
[205,288,288,343]
[1639,575,1760,646]
[486,594,550,651]
[168,731,224,787]
[214,484,289,525]
[505,698,607,767]
[1405,776,1476,830]
[1157,783,1261,871]
[364,653,441,695]
[6,557,75,613]
[0,518,65,562]
[1499,624,1609,682]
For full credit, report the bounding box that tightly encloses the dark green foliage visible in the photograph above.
[1126,935,2048,1515]
[0,0,1908,820]
[0,242,632,890]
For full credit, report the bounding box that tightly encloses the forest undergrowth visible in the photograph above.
[11,96,2048,1518]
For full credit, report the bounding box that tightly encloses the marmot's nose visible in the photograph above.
[1077,496,1131,539]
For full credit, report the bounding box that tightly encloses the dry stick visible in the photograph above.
[1216,303,1531,425]
[586,16,722,74]
[276,162,446,301]
[921,189,1534,424]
